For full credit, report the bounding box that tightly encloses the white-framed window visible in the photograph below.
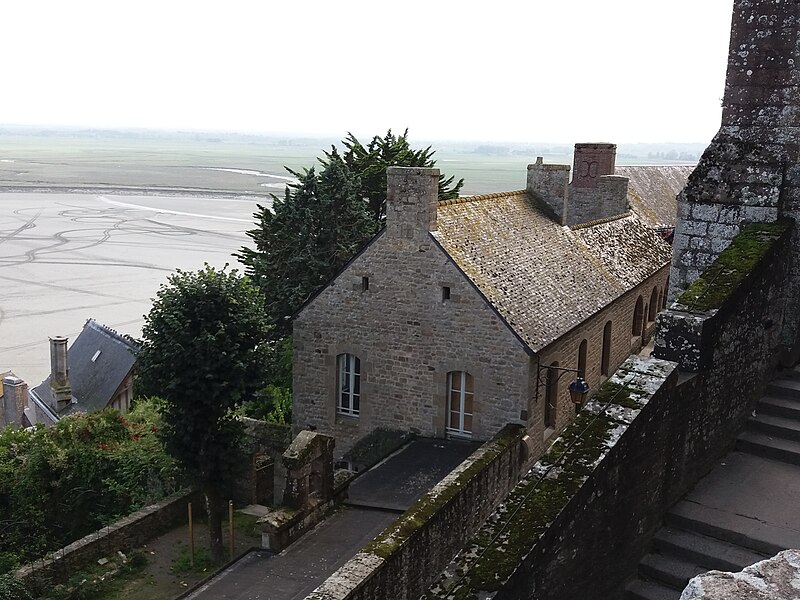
[337,353,360,416]
[446,370,474,437]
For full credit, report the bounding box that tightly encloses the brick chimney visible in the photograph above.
[571,143,616,188]
[385,167,440,241]
[567,143,629,226]
[49,336,72,409]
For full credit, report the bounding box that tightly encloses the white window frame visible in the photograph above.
[337,353,360,416]
[446,370,473,437]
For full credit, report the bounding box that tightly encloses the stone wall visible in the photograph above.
[294,169,532,454]
[16,488,200,586]
[1,375,27,428]
[668,0,799,335]
[531,266,670,456]
[426,221,790,599]
[306,424,528,600]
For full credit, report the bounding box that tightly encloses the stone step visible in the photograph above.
[737,430,800,466]
[639,552,707,590]
[625,579,681,600]
[748,412,800,442]
[766,378,800,401]
[756,395,800,420]
[667,500,800,556]
[653,528,766,573]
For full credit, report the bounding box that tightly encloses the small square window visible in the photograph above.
[442,286,451,301]
[362,276,369,291]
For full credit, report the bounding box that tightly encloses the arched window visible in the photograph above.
[632,296,644,336]
[577,340,588,378]
[447,371,474,437]
[337,353,360,416]
[649,287,659,321]
[657,288,664,312]
[545,362,559,428]
[601,321,612,376]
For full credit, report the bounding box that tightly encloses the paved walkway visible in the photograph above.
[184,437,480,600]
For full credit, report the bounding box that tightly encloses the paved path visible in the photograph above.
[184,438,480,600]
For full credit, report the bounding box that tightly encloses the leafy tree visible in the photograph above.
[336,129,463,223]
[135,265,271,560]
[238,149,374,336]
[237,130,463,333]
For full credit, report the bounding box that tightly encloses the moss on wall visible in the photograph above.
[362,424,525,560]
[429,371,658,597]
[677,220,790,312]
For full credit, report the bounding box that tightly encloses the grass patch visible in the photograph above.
[342,428,413,471]
[170,544,216,575]
[233,512,261,537]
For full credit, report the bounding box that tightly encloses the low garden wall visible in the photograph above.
[16,488,200,586]
[306,423,529,600]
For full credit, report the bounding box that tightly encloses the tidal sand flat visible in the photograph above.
[0,192,265,385]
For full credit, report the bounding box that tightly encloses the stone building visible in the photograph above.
[293,145,675,456]
[26,319,138,426]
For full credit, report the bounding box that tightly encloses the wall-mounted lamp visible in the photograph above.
[535,364,591,414]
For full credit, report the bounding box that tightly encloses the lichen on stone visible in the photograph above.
[676,220,790,312]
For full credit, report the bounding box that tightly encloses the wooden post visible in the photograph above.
[188,502,194,568]
[228,500,235,560]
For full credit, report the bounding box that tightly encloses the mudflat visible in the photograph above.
[0,191,264,385]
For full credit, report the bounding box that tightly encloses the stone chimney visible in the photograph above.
[526,157,570,225]
[567,143,629,226]
[49,336,72,409]
[385,167,440,241]
[1,376,28,428]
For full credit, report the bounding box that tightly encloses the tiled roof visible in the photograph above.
[432,191,671,352]
[31,319,138,417]
[617,165,694,228]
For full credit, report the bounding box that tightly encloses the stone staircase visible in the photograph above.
[626,368,800,600]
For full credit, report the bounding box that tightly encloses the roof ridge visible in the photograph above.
[85,318,139,348]
[569,211,631,230]
[438,190,528,206]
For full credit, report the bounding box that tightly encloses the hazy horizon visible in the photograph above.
[1,1,734,145]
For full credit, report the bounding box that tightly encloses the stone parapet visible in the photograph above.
[306,424,528,600]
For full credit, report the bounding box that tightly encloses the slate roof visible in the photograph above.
[31,319,138,417]
[618,165,693,228]
[432,191,672,352]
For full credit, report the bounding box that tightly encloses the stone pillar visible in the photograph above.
[527,157,570,225]
[385,167,440,241]
[49,336,72,409]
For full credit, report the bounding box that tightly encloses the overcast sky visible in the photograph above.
[1,1,733,144]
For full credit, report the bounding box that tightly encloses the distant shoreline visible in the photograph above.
[0,184,272,200]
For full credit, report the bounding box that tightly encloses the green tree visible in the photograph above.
[337,129,463,223]
[238,149,374,336]
[237,130,463,332]
[135,265,271,560]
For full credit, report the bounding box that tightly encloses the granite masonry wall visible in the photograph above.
[532,267,669,454]
[424,221,790,599]
[16,488,201,587]
[294,167,668,456]
[668,0,800,345]
[293,168,533,454]
[305,424,528,600]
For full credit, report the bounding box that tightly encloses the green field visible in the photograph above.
[0,128,703,196]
